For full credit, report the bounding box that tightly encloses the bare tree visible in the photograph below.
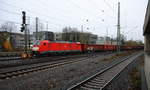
[0,22,16,32]
[124,39,143,46]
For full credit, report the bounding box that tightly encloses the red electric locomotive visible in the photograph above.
[32,40,82,55]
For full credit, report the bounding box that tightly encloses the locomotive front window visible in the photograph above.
[34,41,40,45]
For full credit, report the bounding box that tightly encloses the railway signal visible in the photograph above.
[22,11,26,24]
[20,24,25,32]
[20,11,26,32]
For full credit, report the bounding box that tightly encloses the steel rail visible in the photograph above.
[67,52,143,90]
[0,52,114,80]
[0,56,91,80]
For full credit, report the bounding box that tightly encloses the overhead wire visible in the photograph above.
[122,26,138,35]
[0,0,118,33]
[37,0,81,26]
[0,8,21,16]
[0,0,73,24]
[86,0,117,19]
[0,0,115,27]
[103,0,117,15]
[0,19,21,25]
[0,8,34,20]
[65,0,104,20]
[85,0,106,23]
[86,0,105,13]
[0,9,65,32]
[37,0,78,21]
[0,0,96,33]
[0,18,61,33]
[66,0,117,29]
[0,3,68,27]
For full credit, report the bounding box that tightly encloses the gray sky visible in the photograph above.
[0,0,148,41]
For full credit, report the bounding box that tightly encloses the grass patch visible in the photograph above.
[102,51,130,61]
[129,68,141,90]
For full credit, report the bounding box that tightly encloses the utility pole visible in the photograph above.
[40,23,43,40]
[106,27,108,45]
[35,17,38,40]
[27,17,30,50]
[111,35,113,45]
[81,25,83,32]
[106,28,108,37]
[117,2,121,53]
[81,25,84,43]
[46,21,48,31]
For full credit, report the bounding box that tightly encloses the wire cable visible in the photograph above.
[103,0,117,14]
[0,0,73,24]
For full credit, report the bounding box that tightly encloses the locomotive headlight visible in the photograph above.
[32,47,39,51]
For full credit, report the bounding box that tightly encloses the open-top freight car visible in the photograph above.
[121,45,144,51]
[81,44,117,52]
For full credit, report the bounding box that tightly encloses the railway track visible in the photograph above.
[0,52,100,62]
[67,52,143,90]
[0,51,116,80]
[0,51,136,81]
[0,52,113,69]
[0,57,21,61]
[0,52,21,57]
[0,55,94,80]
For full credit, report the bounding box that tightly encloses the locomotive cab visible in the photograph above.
[32,40,50,56]
[32,40,40,55]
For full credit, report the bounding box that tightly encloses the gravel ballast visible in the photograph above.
[0,52,134,90]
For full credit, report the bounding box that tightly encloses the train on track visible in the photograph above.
[32,40,144,55]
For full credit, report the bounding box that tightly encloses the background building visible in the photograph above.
[11,32,25,49]
[0,31,25,51]
[33,31,54,41]
[54,33,62,41]
[88,34,97,44]
[96,36,117,45]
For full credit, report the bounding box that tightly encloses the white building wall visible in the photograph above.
[96,37,117,45]
[144,35,150,90]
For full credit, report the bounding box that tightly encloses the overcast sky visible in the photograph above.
[0,0,148,41]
